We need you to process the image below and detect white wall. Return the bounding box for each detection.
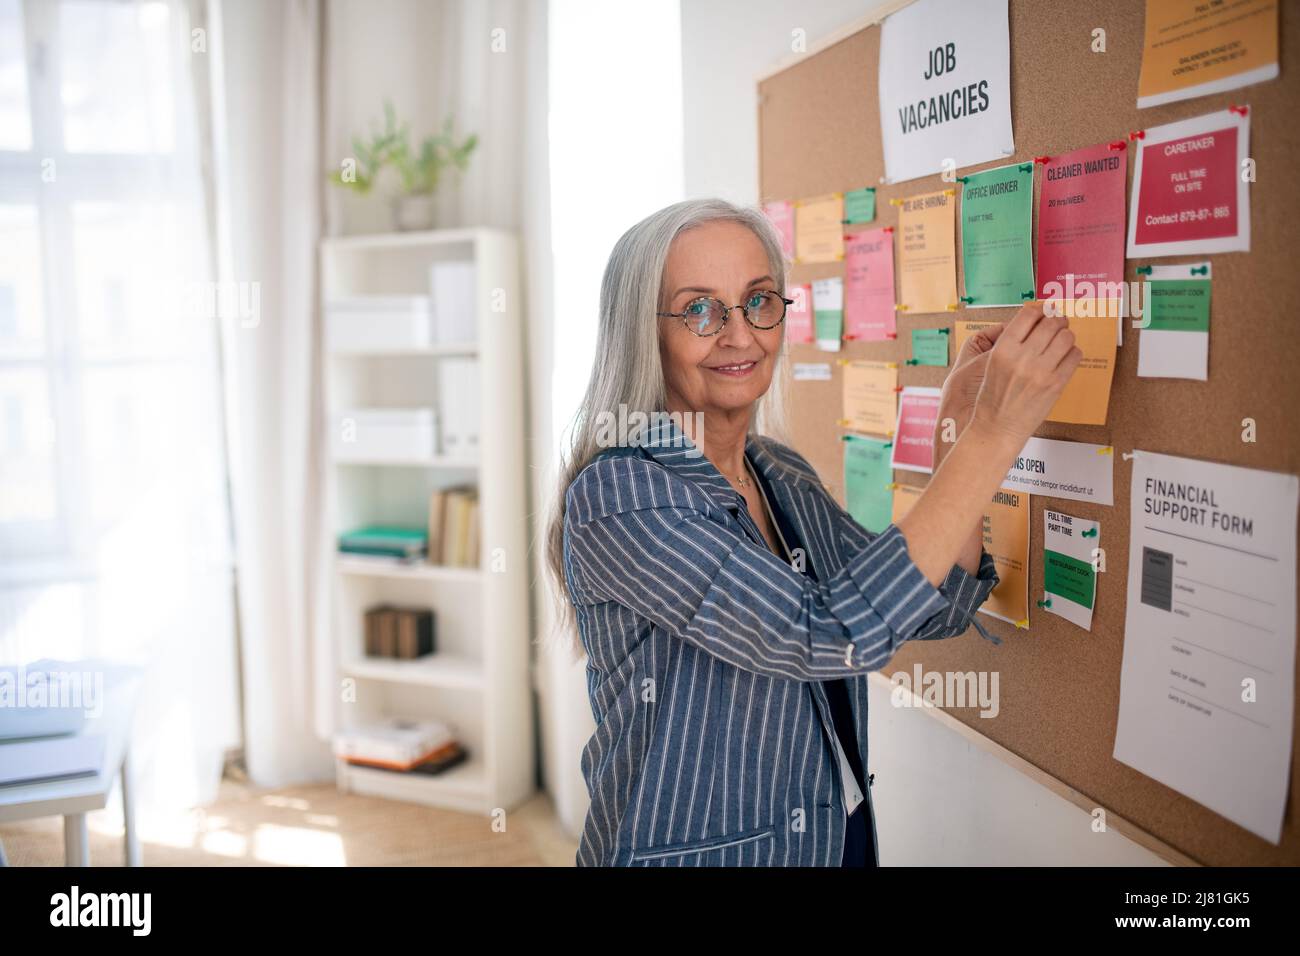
[679,0,1166,866]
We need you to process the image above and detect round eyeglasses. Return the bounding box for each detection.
[658,290,793,337]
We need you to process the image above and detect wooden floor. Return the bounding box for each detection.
[0,779,579,867]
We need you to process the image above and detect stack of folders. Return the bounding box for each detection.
[426,486,479,568]
[333,718,467,776]
[364,606,436,659]
[339,526,428,563]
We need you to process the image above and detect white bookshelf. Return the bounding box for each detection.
[320,228,534,815]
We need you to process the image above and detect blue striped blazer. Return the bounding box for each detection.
[562,417,1000,866]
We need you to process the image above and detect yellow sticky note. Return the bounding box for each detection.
[980,487,1029,628]
[891,482,924,524]
[1044,300,1119,426]
[897,190,957,314]
[953,319,1002,356]
[795,194,845,264]
[841,360,898,437]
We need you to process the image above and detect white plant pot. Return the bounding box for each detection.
[393,194,436,231]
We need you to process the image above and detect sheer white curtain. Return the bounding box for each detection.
[210,0,334,786]
[428,0,526,231]
[0,0,240,810]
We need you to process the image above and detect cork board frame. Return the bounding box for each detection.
[758,0,1300,865]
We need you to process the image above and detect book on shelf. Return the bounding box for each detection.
[364,605,436,659]
[338,526,427,560]
[333,717,464,774]
[426,486,480,568]
[403,743,467,776]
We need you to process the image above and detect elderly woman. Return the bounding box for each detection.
[548,198,1080,867]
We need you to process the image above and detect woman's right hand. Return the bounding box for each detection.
[969,302,1083,450]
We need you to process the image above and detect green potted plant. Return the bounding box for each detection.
[329,101,478,231]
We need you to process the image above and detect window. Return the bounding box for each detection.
[0,0,238,806]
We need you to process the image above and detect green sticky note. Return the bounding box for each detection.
[1044,549,1095,608]
[815,309,843,344]
[960,163,1035,307]
[1146,279,1210,332]
[843,187,876,224]
[844,435,893,533]
[911,328,949,366]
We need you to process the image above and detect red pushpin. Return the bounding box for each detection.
[1128,130,1146,140]
[1107,140,1127,151]
[1033,155,1051,164]
[1229,104,1249,116]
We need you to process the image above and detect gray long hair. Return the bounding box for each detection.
[544,198,791,645]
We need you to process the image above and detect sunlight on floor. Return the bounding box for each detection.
[252,823,347,867]
[0,780,578,866]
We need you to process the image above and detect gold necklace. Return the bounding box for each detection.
[735,457,752,489]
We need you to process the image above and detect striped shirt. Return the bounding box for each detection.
[561,416,1000,866]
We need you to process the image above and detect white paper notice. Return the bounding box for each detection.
[1042,510,1099,632]
[1137,262,1210,381]
[1001,437,1114,506]
[791,362,832,382]
[1114,451,1298,843]
[877,0,1014,185]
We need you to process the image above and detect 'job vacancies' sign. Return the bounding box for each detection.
[877,0,1014,184]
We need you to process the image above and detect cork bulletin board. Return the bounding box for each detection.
[758,0,1300,865]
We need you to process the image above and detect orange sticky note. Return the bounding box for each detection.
[897,190,957,314]
[891,482,923,523]
[1044,300,1119,426]
[842,360,898,436]
[1137,0,1278,109]
[980,487,1029,628]
[795,194,845,264]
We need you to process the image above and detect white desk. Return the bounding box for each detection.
[0,670,142,866]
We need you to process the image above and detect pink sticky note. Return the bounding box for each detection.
[890,386,941,474]
[784,282,813,344]
[1036,142,1127,298]
[763,200,796,260]
[844,228,897,341]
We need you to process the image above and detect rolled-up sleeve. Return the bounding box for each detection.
[562,456,985,681]
[909,544,1001,643]
[833,501,1001,645]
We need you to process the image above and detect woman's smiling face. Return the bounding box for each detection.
[658,219,783,418]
